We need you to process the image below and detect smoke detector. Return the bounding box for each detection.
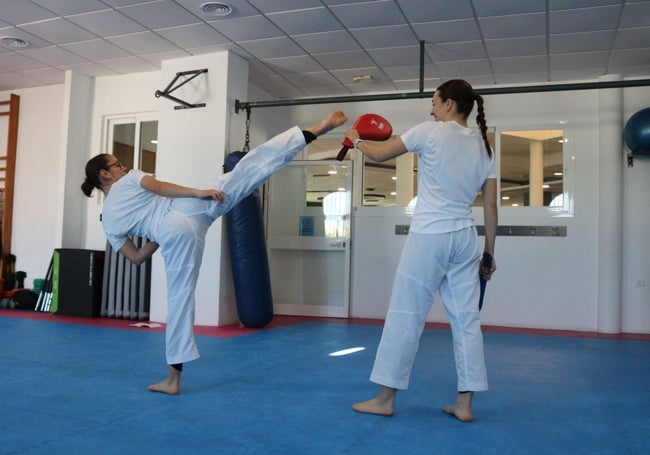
[200,2,233,16]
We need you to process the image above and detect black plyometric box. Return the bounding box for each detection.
[51,249,104,317]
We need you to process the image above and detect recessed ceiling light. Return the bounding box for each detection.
[1,36,29,48]
[352,75,373,83]
[200,2,233,16]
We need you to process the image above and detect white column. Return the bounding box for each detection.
[597,74,623,333]
[149,51,248,326]
[396,153,415,206]
[529,140,544,206]
[60,71,94,248]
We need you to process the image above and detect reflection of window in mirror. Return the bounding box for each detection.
[305,164,351,208]
[499,129,563,207]
[472,131,496,207]
[303,134,413,208]
[322,191,351,238]
[139,121,158,173]
[362,153,418,207]
[112,123,136,169]
[361,129,494,208]
[108,116,158,173]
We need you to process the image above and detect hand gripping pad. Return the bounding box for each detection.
[337,113,393,161]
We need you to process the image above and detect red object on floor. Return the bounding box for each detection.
[1,309,649,341]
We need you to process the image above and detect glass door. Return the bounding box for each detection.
[266,160,353,317]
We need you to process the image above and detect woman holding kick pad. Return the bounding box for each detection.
[347,80,497,421]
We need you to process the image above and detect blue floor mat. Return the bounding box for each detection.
[1,316,649,455]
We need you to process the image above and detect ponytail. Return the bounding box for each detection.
[81,178,96,197]
[81,154,111,197]
[474,93,492,159]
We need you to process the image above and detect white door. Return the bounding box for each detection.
[266,160,353,317]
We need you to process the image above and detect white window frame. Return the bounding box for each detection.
[103,112,158,171]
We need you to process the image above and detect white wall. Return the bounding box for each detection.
[3,67,647,334]
[149,51,249,326]
[273,88,648,334]
[622,87,650,333]
[84,71,162,250]
[60,71,94,249]
[0,84,65,289]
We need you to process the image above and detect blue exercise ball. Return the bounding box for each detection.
[624,107,650,154]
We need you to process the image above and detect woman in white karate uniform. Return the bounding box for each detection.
[346,80,498,421]
[81,110,347,395]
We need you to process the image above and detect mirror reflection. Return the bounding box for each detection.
[303,128,565,211]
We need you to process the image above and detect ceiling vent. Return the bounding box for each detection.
[200,2,233,16]
[1,36,29,48]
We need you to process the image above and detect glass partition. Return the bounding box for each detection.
[297,127,568,213]
[499,129,564,207]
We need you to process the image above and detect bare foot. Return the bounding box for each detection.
[442,392,474,422]
[442,403,473,422]
[352,397,394,416]
[307,110,348,136]
[352,386,396,416]
[147,365,180,395]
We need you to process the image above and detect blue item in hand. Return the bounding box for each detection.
[479,252,493,311]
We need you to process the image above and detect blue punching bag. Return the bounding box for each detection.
[224,151,273,328]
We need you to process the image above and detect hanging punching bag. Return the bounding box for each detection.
[224,151,274,328]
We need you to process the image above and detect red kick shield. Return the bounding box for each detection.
[337,113,393,161]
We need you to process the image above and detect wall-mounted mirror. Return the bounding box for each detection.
[500,129,564,207]
[292,127,566,212]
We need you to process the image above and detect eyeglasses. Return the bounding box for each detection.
[105,160,123,170]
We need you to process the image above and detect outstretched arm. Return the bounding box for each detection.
[140,175,224,202]
[344,128,408,163]
[305,110,348,137]
[119,239,160,265]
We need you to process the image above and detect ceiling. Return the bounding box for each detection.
[1,0,649,99]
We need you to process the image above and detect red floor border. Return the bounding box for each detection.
[1,309,649,341]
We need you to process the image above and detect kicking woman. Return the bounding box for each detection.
[81,110,348,394]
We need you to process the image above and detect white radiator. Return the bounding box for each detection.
[101,237,151,320]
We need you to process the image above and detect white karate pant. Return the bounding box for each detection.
[153,126,307,365]
[369,227,488,392]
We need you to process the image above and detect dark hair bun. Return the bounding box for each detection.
[81,178,94,197]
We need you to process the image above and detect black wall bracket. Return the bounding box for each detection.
[155,69,208,110]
